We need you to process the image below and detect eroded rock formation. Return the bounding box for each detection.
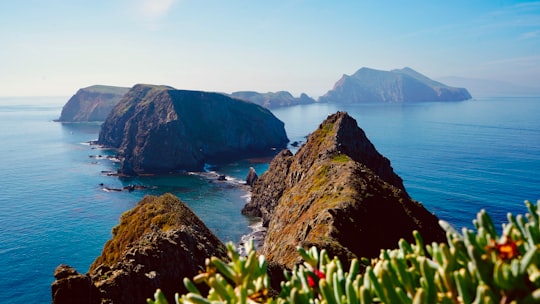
[243,111,446,269]
[98,84,289,175]
[57,85,129,122]
[52,193,226,304]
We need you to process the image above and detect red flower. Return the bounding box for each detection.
[307,275,316,288]
[314,269,325,279]
[307,269,325,288]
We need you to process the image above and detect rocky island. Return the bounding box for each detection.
[229,91,316,108]
[97,84,289,175]
[56,85,129,122]
[52,111,447,303]
[243,111,446,270]
[319,67,471,103]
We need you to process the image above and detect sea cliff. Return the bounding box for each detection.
[97,84,289,175]
[243,112,446,269]
[57,85,129,122]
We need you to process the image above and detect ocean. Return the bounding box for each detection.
[0,96,539,302]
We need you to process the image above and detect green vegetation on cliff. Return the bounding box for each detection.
[90,193,213,271]
[150,200,540,304]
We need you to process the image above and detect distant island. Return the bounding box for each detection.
[229,91,316,108]
[97,84,289,175]
[56,85,129,122]
[56,67,473,124]
[319,67,471,103]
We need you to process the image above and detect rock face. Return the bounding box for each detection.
[243,112,446,269]
[57,85,129,122]
[319,67,471,103]
[51,193,227,304]
[230,91,316,108]
[98,84,289,175]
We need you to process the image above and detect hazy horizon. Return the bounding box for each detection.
[1,1,539,97]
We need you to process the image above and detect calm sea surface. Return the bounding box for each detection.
[0,96,539,302]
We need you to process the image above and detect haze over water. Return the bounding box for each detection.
[1,96,539,302]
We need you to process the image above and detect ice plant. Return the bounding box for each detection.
[149,200,540,304]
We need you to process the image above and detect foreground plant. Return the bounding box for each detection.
[149,200,540,303]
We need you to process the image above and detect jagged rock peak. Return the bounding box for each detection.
[51,193,227,304]
[98,84,289,175]
[244,111,446,270]
[298,111,405,190]
[56,85,129,122]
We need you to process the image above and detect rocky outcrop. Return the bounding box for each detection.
[52,193,227,304]
[245,167,259,186]
[243,112,446,269]
[230,91,316,108]
[98,84,289,175]
[319,67,471,103]
[56,85,129,122]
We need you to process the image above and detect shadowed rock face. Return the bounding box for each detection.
[319,67,471,103]
[244,112,446,269]
[51,193,227,304]
[57,85,129,122]
[98,84,289,175]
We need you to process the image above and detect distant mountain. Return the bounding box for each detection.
[98,84,288,175]
[436,76,540,97]
[56,85,129,122]
[319,67,471,103]
[229,91,316,108]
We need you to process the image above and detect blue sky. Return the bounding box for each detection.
[1,0,539,97]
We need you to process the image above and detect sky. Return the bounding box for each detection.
[1,0,539,97]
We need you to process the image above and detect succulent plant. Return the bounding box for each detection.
[149,200,540,304]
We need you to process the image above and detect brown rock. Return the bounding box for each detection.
[247,112,446,270]
[52,193,227,304]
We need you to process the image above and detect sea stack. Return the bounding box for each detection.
[243,112,446,269]
[57,85,129,122]
[97,84,289,175]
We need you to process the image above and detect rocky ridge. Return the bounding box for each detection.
[230,91,316,108]
[97,84,289,175]
[51,193,227,304]
[243,111,446,269]
[57,85,129,122]
[319,67,471,103]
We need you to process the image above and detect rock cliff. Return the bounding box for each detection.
[319,67,471,103]
[98,84,289,175]
[230,91,316,108]
[51,193,227,304]
[57,85,129,122]
[243,112,446,269]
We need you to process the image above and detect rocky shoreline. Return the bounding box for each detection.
[52,111,446,303]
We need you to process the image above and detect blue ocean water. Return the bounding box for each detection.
[0,96,539,302]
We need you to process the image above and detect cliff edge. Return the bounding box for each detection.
[97,84,289,175]
[243,112,446,269]
[57,85,129,122]
[51,193,227,304]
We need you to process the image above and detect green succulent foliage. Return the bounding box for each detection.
[149,200,540,304]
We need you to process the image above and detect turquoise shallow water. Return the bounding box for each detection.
[0,96,539,302]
